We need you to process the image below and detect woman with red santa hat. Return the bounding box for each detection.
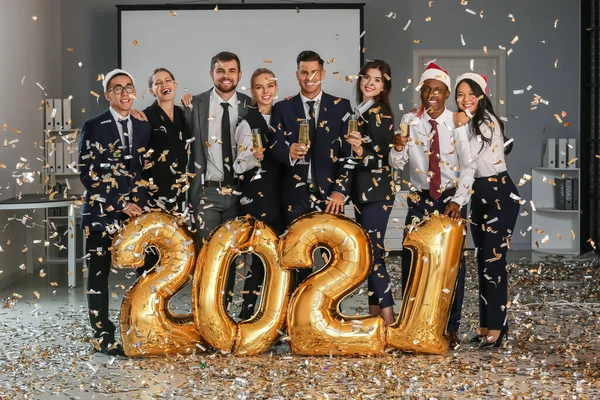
[453,73,520,348]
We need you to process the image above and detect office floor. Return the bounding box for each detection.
[0,251,599,399]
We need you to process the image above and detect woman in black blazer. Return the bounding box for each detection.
[142,68,190,213]
[346,60,396,324]
[232,68,282,319]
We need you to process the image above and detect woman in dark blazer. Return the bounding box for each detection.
[142,68,190,213]
[346,60,396,324]
[232,68,282,319]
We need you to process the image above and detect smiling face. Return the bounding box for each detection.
[210,59,241,95]
[456,81,479,115]
[149,70,177,102]
[104,74,135,116]
[296,60,325,98]
[251,73,278,111]
[420,79,449,118]
[360,68,384,101]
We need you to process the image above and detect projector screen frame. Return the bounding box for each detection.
[117,3,365,72]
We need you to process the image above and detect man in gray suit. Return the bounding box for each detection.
[183,51,251,306]
[183,51,251,241]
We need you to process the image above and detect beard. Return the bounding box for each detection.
[215,79,237,94]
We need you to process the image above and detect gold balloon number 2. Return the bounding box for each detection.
[113,212,465,357]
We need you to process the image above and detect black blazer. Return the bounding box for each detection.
[271,92,352,204]
[78,109,150,231]
[237,107,282,226]
[348,101,395,204]
[142,101,190,210]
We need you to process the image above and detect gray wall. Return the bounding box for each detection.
[0,0,62,287]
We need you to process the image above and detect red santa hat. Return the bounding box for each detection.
[455,72,488,94]
[419,62,451,93]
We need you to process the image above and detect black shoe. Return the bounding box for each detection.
[479,329,507,349]
[468,334,484,344]
[96,341,126,357]
[447,331,460,349]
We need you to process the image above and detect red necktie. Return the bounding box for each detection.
[428,120,441,200]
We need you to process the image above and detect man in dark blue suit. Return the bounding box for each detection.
[78,69,150,356]
[271,50,352,285]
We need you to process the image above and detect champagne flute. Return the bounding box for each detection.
[298,119,310,146]
[251,128,263,150]
[348,114,358,134]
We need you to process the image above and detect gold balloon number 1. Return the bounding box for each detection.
[113,212,465,357]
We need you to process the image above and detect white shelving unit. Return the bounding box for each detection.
[345,190,409,252]
[531,167,580,255]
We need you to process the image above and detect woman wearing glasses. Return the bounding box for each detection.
[345,60,396,325]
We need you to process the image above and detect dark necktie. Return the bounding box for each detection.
[221,102,235,186]
[118,119,130,154]
[306,100,318,190]
[428,120,441,200]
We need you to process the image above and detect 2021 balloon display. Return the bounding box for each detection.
[113,211,466,357]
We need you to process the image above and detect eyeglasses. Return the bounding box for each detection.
[108,84,135,94]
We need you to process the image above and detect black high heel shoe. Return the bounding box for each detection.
[478,329,508,349]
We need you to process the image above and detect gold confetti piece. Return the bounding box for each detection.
[33,291,40,299]
[66,47,74,52]
[214,5,219,11]
[413,39,422,44]
[556,233,563,239]
[264,59,272,64]
[425,16,432,22]
[90,91,100,99]
[327,58,335,64]
[570,230,575,240]
[132,39,138,46]
[567,157,578,165]
[554,59,559,68]
[554,19,559,28]
[385,11,396,19]
[511,35,519,44]
[37,257,44,263]
[0,164,6,169]
[508,13,515,22]
[50,282,58,287]
[553,114,563,124]
[31,15,38,21]
[170,10,177,16]
[460,33,466,46]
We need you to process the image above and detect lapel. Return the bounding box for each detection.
[198,89,211,161]
[102,110,121,146]
[317,92,331,135]
[131,118,148,157]
[292,94,305,129]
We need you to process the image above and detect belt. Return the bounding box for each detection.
[204,181,224,188]
[416,188,457,199]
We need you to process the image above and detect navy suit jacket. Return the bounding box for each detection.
[78,109,150,231]
[271,92,352,205]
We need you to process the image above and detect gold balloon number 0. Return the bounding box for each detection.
[113,212,465,357]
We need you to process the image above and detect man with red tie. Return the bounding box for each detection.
[389,63,474,348]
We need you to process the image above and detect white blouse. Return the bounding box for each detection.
[233,114,271,175]
[455,112,508,178]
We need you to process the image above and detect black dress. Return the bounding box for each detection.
[142,101,190,212]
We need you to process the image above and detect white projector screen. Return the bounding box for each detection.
[119,6,363,109]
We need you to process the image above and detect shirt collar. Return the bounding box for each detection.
[300,90,323,106]
[356,99,375,115]
[109,106,130,122]
[212,87,238,108]
[422,107,450,124]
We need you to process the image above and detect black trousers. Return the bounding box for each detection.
[355,199,395,309]
[239,218,285,320]
[470,171,520,331]
[86,231,117,343]
[402,191,467,332]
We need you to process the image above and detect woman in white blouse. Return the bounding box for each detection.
[454,73,520,349]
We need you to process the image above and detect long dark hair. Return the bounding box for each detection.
[455,78,512,155]
[356,60,394,124]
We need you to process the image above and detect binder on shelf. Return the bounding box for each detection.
[543,138,556,168]
[567,138,577,168]
[554,178,566,210]
[63,98,72,130]
[55,141,64,173]
[572,178,579,210]
[53,98,63,129]
[45,98,55,130]
[565,177,573,209]
[557,138,567,168]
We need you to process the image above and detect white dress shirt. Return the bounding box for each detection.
[456,112,507,178]
[233,114,271,174]
[109,106,132,154]
[292,91,323,182]
[388,108,474,206]
[207,88,239,181]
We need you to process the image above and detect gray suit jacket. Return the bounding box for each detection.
[184,88,251,208]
